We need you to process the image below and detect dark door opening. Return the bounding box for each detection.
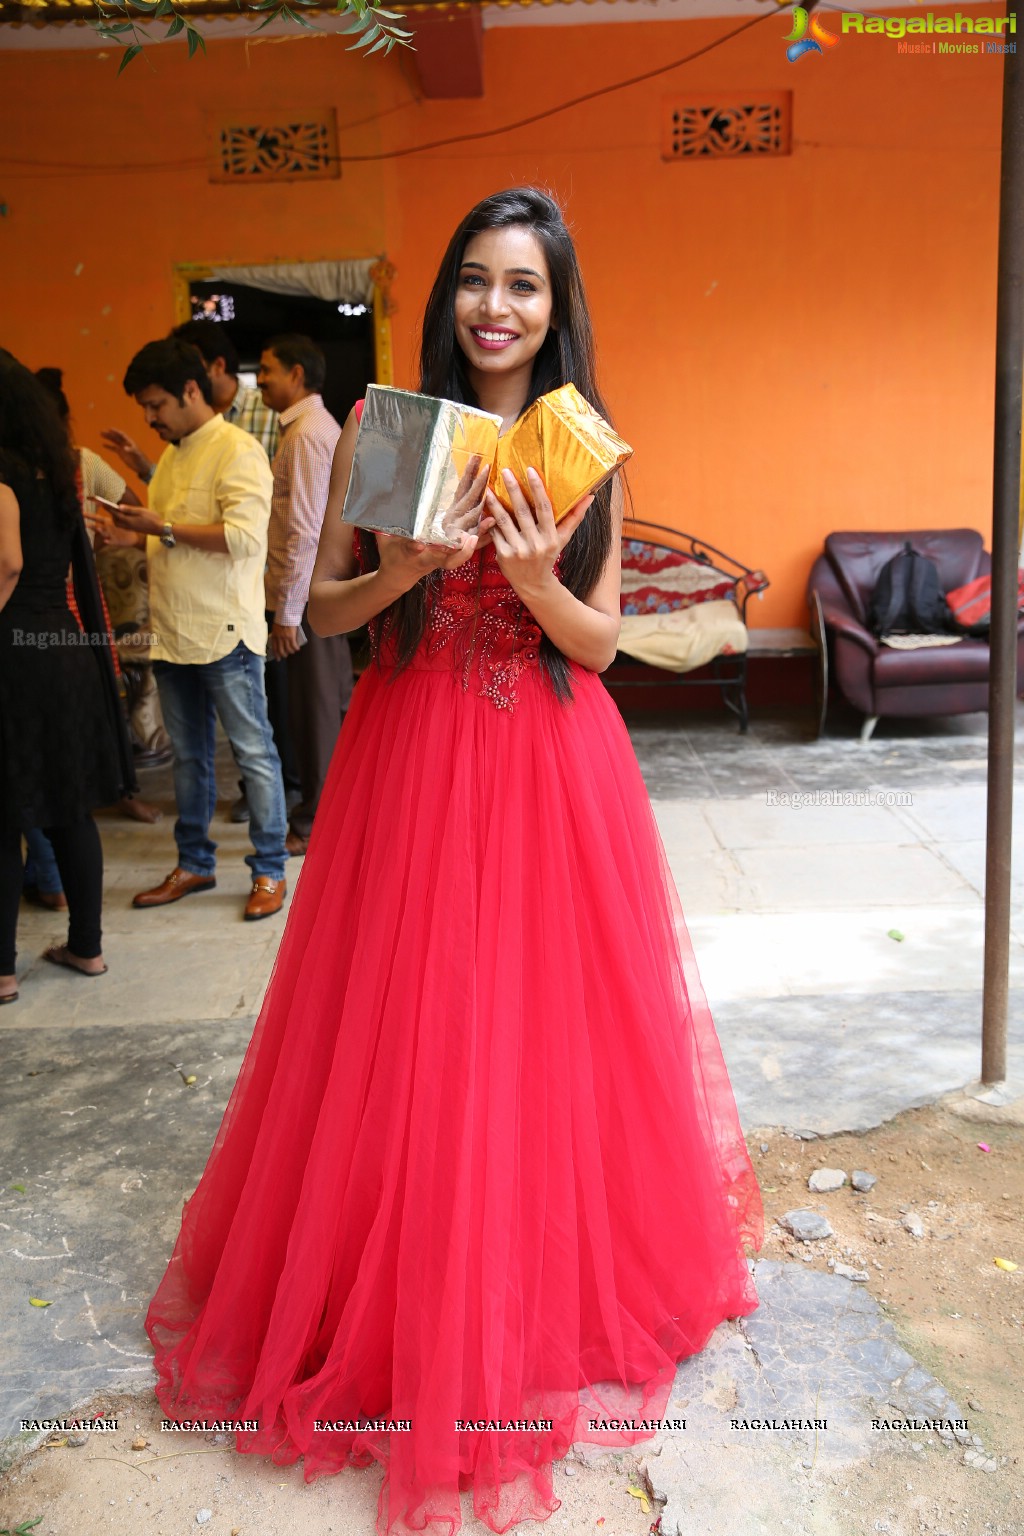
[188,278,376,427]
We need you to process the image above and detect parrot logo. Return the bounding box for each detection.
[785,5,840,61]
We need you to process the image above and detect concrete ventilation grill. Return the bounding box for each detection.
[661,95,792,161]
[210,113,339,183]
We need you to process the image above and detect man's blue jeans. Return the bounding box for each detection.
[153,643,287,882]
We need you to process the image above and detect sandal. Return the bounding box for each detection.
[43,945,108,978]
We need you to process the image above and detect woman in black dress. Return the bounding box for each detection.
[0,352,134,1003]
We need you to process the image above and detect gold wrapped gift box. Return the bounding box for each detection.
[490,384,633,523]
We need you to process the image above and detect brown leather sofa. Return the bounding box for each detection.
[807,530,1024,741]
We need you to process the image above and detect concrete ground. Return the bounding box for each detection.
[1,701,1021,1534]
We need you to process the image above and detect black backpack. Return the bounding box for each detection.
[867,542,953,636]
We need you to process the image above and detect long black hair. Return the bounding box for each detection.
[0,350,79,522]
[358,187,617,703]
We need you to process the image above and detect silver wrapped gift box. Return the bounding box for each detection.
[342,385,502,548]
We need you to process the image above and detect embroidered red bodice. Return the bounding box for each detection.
[360,540,563,714]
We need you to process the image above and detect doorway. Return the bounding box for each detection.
[187,278,375,425]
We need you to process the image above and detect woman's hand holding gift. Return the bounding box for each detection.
[376,455,494,591]
[485,467,593,600]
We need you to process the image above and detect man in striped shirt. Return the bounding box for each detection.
[258,335,353,858]
[173,322,280,464]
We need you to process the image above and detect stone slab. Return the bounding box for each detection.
[0,1021,250,1442]
[642,1260,979,1536]
[711,990,1024,1134]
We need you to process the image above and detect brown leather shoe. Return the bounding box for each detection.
[118,795,164,825]
[244,876,287,921]
[133,868,216,908]
[23,885,68,911]
[285,832,308,857]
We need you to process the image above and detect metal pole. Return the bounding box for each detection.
[982,40,1024,1087]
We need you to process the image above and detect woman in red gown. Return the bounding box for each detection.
[146,187,763,1535]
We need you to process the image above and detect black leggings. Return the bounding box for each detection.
[0,816,104,973]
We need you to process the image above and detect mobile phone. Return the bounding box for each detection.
[90,495,123,514]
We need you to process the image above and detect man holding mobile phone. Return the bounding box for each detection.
[112,338,289,921]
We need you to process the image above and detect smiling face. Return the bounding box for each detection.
[453,226,554,406]
[257,348,304,414]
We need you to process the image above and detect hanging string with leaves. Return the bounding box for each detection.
[90,0,414,74]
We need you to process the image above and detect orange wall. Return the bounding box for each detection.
[0,10,1005,626]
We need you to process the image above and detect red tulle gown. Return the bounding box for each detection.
[145,535,764,1535]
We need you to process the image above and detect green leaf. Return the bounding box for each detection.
[281,5,321,27]
[154,0,174,13]
[348,22,381,48]
[117,42,144,71]
[166,12,183,32]
[365,31,390,53]
[131,0,160,11]
[9,1183,25,1193]
[186,24,206,55]
[28,1297,53,1307]
[251,9,282,31]
[94,20,135,32]
[887,928,905,943]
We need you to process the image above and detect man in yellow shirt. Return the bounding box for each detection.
[111,339,288,920]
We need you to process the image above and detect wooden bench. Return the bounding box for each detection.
[603,520,770,732]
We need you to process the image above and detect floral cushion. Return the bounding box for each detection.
[620,539,735,615]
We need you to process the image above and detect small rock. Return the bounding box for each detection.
[834,1264,869,1283]
[760,1143,769,1154]
[196,1513,213,1527]
[67,1435,87,1448]
[781,1209,834,1242]
[963,1448,997,1473]
[902,1213,925,1238]
[968,1398,983,1412]
[808,1168,847,1193]
[562,1462,577,1477]
[131,1436,149,1451]
[852,1170,877,1192]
